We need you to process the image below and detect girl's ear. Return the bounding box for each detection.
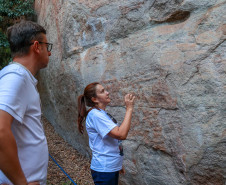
[91,97,98,104]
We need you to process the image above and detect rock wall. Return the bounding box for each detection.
[35,0,226,184]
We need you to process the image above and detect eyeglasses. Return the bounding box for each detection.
[39,42,53,52]
[30,41,53,52]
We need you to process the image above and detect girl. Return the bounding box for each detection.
[77,82,135,185]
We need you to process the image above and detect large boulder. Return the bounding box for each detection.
[35,0,226,184]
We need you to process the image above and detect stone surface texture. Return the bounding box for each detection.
[35,0,226,184]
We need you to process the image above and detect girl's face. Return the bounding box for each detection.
[94,84,111,107]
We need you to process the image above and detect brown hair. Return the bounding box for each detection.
[7,20,46,58]
[77,82,100,134]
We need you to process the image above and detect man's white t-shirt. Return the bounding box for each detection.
[0,63,48,185]
[86,109,123,172]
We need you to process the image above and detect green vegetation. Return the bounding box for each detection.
[0,0,35,69]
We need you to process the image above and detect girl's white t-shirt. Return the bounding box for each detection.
[86,108,123,172]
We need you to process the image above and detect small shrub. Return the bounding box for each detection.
[0,0,35,69]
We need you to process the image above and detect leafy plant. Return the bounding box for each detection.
[0,0,35,69]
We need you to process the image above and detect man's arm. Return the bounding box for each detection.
[0,110,28,185]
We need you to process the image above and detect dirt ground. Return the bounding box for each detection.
[43,117,94,185]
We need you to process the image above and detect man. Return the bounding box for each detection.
[0,21,52,185]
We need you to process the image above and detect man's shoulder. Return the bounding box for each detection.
[0,64,28,88]
[0,64,27,79]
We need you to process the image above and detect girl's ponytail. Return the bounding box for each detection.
[77,94,86,134]
[77,82,99,134]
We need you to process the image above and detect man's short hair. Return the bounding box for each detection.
[7,20,46,58]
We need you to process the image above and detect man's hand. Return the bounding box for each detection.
[28,182,40,185]
[0,182,40,185]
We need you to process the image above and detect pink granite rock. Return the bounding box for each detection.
[35,0,226,184]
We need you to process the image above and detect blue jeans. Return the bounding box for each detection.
[91,169,119,185]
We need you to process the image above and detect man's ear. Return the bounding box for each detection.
[31,41,40,54]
